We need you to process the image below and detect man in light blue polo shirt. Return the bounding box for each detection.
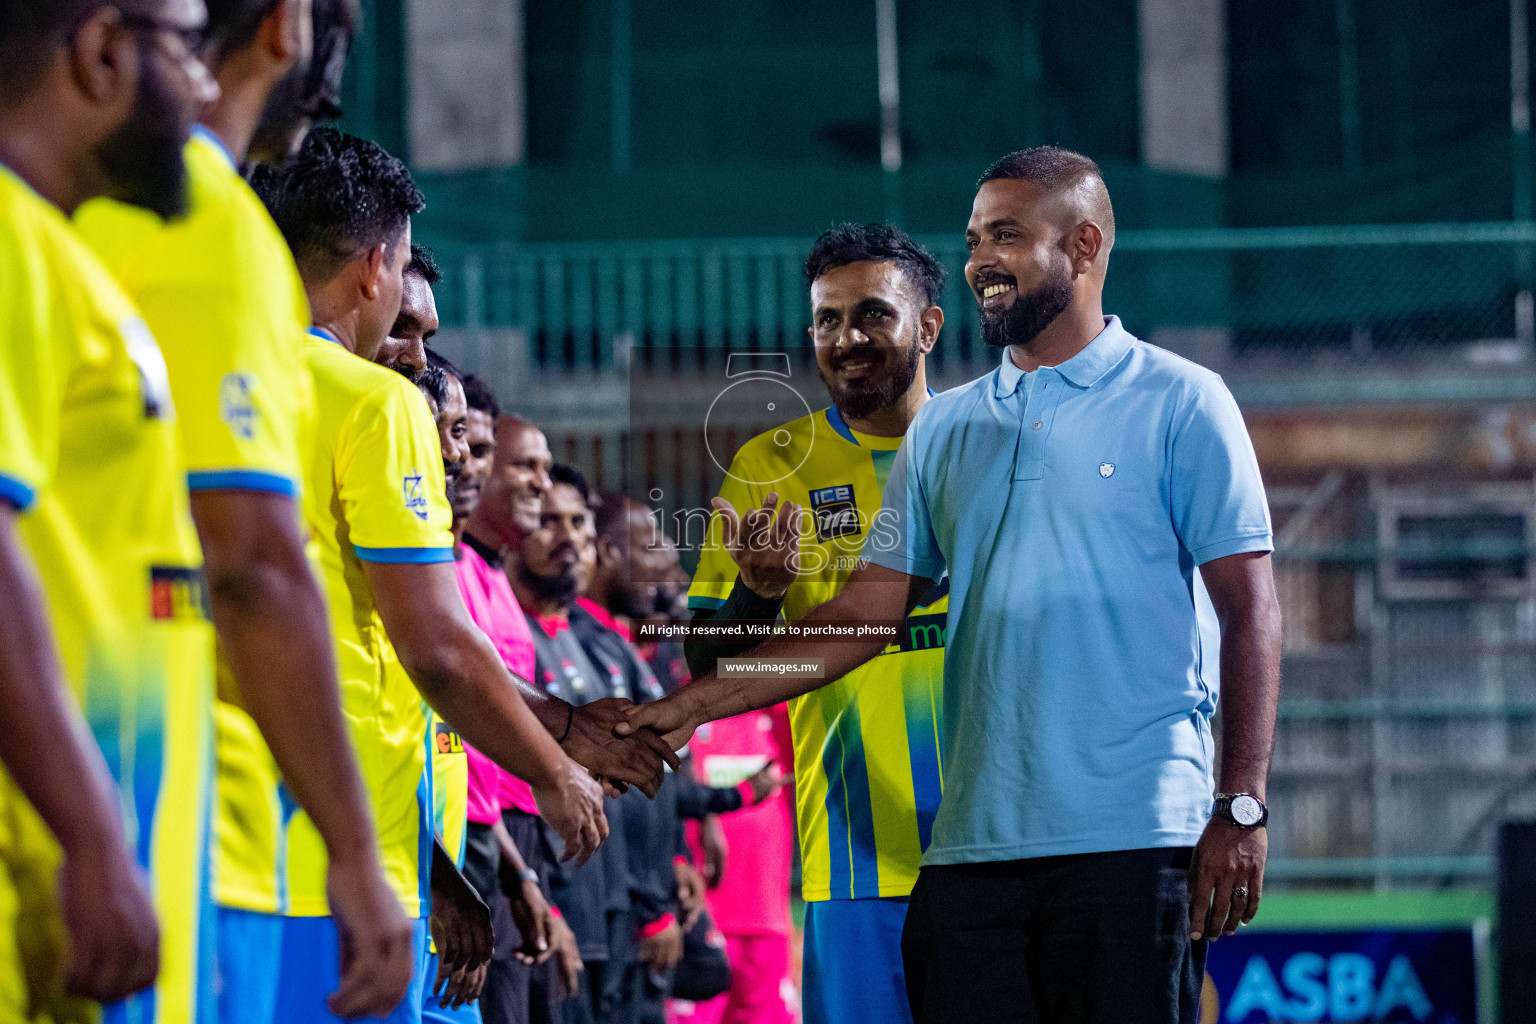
[620,146,1282,1024]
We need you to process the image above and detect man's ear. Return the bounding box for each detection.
[263,0,312,67]
[1067,221,1104,277]
[597,535,623,569]
[68,8,137,108]
[359,241,388,300]
[917,305,945,354]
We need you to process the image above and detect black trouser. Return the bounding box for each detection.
[901,848,1206,1024]
[482,813,564,1024]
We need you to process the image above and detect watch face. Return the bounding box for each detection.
[1230,795,1263,826]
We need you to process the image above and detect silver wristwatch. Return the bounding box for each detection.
[1213,793,1268,829]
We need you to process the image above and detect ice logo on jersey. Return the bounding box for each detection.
[809,483,859,542]
[121,318,173,419]
[219,373,258,439]
[403,468,429,520]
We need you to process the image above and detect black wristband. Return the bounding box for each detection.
[728,573,789,619]
[557,702,575,744]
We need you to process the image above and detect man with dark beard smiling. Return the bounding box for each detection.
[680,223,950,1024]
[0,1,220,1020]
[624,148,1282,1024]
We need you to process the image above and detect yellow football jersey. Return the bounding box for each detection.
[430,712,469,869]
[290,332,453,917]
[75,127,316,916]
[688,405,947,901]
[0,164,214,1023]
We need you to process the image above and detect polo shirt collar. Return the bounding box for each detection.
[307,325,342,346]
[993,316,1134,397]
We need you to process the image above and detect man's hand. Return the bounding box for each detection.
[325,853,417,1019]
[612,690,700,753]
[562,697,680,797]
[531,760,609,866]
[432,960,487,1011]
[58,842,159,1003]
[427,855,493,983]
[1188,820,1266,941]
[700,816,728,889]
[743,761,790,804]
[712,494,803,600]
[506,873,555,964]
[636,919,684,973]
[674,860,706,931]
[549,916,583,1000]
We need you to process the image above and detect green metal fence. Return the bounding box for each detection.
[430,222,1536,374]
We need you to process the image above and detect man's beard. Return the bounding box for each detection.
[980,260,1074,350]
[820,329,922,422]
[444,464,463,510]
[515,558,578,607]
[95,51,190,220]
[247,59,313,166]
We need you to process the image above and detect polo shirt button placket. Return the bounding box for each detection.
[1013,371,1060,481]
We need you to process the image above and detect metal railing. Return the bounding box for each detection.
[431,222,1536,383]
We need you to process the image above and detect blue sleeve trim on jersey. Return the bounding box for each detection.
[353,545,456,564]
[0,474,36,512]
[686,594,727,611]
[186,470,298,497]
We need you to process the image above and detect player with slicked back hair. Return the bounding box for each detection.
[261,128,678,1024]
[679,221,949,1024]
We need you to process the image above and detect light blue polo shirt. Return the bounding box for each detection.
[863,316,1272,865]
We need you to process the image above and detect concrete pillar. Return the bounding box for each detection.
[405,0,525,171]
[1138,0,1228,178]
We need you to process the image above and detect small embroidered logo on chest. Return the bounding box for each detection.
[1099,462,1115,478]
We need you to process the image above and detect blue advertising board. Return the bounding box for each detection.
[1203,928,1481,1023]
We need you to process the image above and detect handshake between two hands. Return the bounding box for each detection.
[529,693,704,870]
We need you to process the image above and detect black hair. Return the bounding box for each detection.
[593,492,633,545]
[425,347,462,382]
[408,243,441,286]
[978,146,1115,249]
[549,463,590,503]
[203,0,281,61]
[803,222,946,309]
[0,0,110,99]
[417,365,449,413]
[461,373,501,419]
[248,126,423,283]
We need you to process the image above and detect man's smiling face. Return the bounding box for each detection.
[810,260,929,421]
[964,178,1076,350]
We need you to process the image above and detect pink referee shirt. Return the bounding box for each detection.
[689,704,795,937]
[454,538,540,820]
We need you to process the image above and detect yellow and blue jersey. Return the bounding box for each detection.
[429,711,468,869]
[293,331,453,918]
[75,127,317,918]
[688,405,947,901]
[0,164,214,1024]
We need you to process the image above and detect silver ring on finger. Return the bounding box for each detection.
[1232,885,1249,900]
